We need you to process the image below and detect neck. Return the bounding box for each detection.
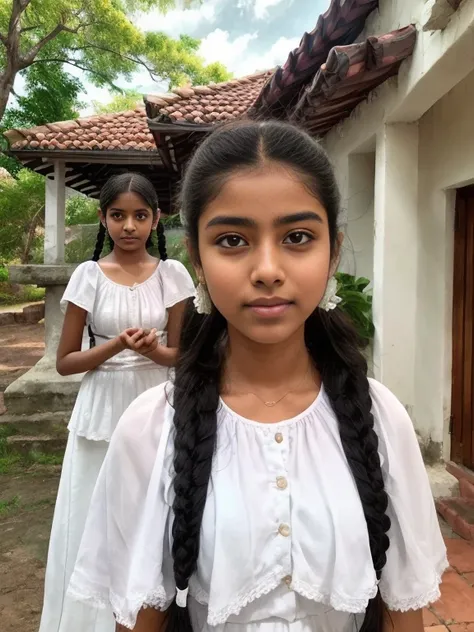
[109,246,153,265]
[225,325,311,390]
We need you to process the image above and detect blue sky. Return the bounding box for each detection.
[83,0,331,113]
[14,0,331,114]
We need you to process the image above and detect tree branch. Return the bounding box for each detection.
[19,23,67,68]
[20,25,40,34]
[29,57,123,92]
[68,42,161,82]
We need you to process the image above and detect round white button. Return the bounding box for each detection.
[278,524,291,537]
[275,432,283,444]
[276,477,288,490]
[283,575,292,586]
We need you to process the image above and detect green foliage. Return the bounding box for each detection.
[2,64,83,129]
[0,0,231,124]
[93,90,143,114]
[0,265,8,281]
[335,272,374,341]
[66,195,99,225]
[0,169,45,263]
[0,285,45,306]
[161,213,182,229]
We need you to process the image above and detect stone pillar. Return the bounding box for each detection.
[3,161,84,419]
[372,124,419,416]
[44,162,66,264]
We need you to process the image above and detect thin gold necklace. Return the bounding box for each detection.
[229,364,312,408]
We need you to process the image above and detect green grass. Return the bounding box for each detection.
[0,454,22,474]
[0,429,63,473]
[0,284,45,306]
[0,495,20,516]
[27,452,63,466]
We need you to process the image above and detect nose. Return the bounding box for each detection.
[123,216,136,233]
[250,241,285,289]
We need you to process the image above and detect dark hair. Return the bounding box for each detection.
[91,172,167,262]
[168,120,390,632]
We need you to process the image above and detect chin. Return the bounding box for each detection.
[238,323,303,346]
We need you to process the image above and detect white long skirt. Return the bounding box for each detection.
[38,431,115,632]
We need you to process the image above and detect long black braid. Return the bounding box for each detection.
[166,120,390,632]
[88,173,168,347]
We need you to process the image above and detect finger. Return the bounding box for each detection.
[130,329,144,342]
[144,331,156,346]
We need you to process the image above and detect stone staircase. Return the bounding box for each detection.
[0,411,68,457]
[437,462,474,540]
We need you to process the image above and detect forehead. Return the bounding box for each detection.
[200,164,328,225]
[107,191,150,210]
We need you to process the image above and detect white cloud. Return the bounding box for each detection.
[198,29,258,75]
[237,0,292,20]
[199,30,299,77]
[135,0,219,37]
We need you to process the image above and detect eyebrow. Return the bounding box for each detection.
[206,211,324,229]
[109,207,150,213]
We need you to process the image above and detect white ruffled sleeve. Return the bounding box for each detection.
[160,258,195,308]
[68,383,176,629]
[60,260,98,316]
[369,379,448,611]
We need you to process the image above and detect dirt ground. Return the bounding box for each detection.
[0,322,45,412]
[0,320,52,631]
[0,467,60,632]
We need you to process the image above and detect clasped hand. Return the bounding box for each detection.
[118,328,159,357]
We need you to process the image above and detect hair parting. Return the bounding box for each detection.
[167,120,390,632]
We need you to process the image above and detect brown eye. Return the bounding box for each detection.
[283,231,313,245]
[217,234,247,248]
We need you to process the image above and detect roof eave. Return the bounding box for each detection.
[7,148,160,163]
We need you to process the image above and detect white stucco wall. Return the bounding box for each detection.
[416,68,474,458]
[339,153,375,282]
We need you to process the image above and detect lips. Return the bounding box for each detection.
[245,297,293,318]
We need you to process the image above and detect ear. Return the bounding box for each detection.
[98,209,106,228]
[152,209,160,230]
[329,231,344,277]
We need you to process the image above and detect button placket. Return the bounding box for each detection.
[269,426,292,581]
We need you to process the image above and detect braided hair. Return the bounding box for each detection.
[91,172,168,262]
[166,120,390,632]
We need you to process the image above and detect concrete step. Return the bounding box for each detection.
[0,411,69,437]
[437,497,474,540]
[5,434,65,457]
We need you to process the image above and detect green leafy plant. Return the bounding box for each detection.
[335,272,374,341]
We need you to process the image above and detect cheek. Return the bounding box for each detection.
[296,248,332,304]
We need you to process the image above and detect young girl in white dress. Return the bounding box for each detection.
[38,173,195,632]
[68,122,447,632]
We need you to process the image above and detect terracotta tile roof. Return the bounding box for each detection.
[5,107,156,153]
[251,0,378,117]
[290,25,417,136]
[146,71,271,126]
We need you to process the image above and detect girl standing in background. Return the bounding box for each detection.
[39,173,195,632]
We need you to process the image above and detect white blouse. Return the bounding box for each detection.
[60,259,195,441]
[68,379,448,631]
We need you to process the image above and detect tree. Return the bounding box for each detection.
[93,89,143,114]
[4,63,83,127]
[0,62,84,175]
[0,0,230,123]
[0,168,44,264]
